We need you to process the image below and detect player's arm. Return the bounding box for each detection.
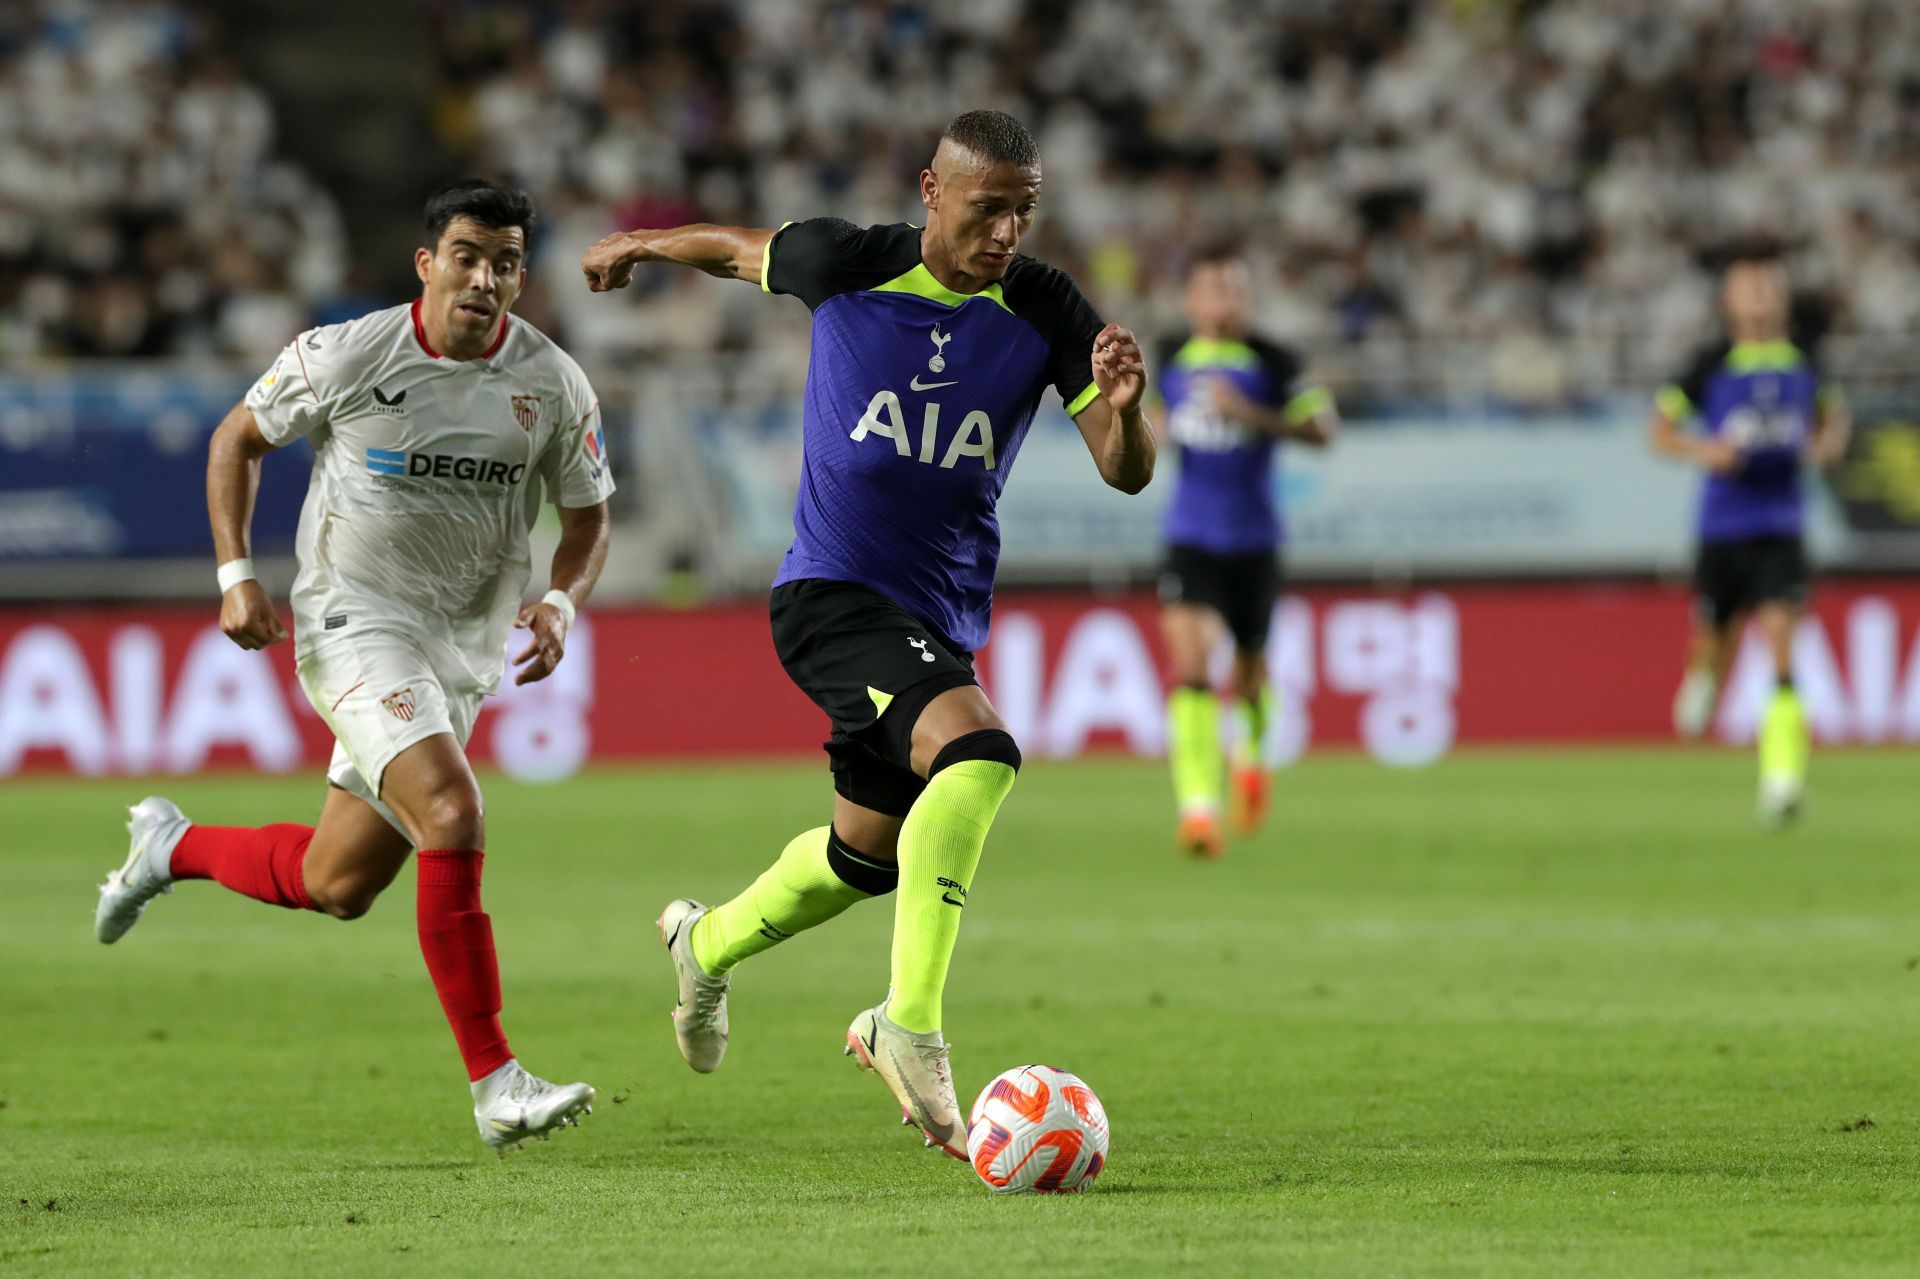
[580,224,775,291]
[1648,389,1739,474]
[512,500,610,686]
[1208,380,1339,447]
[1072,323,1156,494]
[1649,353,1740,474]
[1808,385,1852,468]
[206,401,289,650]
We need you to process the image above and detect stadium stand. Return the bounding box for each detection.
[425,0,1920,374]
[0,0,346,363]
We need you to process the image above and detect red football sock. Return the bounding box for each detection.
[169,824,316,911]
[416,849,513,1081]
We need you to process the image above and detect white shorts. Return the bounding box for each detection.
[296,630,485,836]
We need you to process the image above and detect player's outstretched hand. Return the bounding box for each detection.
[218,580,288,651]
[1204,375,1261,424]
[512,601,569,685]
[1699,438,1744,475]
[581,233,639,293]
[1808,433,1849,469]
[1091,323,1146,416]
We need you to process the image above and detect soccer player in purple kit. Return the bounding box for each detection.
[1156,246,1337,857]
[580,110,1155,1158]
[1650,250,1850,825]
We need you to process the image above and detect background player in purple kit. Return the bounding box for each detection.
[1156,246,1338,858]
[1650,250,1850,824]
[579,110,1155,1158]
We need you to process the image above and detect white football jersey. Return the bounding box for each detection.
[246,300,615,694]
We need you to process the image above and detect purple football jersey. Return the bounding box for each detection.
[1158,334,1312,553]
[1661,341,1826,543]
[764,219,1104,650]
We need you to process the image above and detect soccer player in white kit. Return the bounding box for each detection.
[93,180,614,1154]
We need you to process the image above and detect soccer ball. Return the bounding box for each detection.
[965,1065,1109,1194]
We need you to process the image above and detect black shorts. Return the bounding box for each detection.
[1693,534,1809,627]
[770,579,979,817]
[1158,544,1282,651]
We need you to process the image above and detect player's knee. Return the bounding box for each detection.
[1174,659,1211,686]
[309,873,383,921]
[413,783,485,850]
[928,727,1022,779]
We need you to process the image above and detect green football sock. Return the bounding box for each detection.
[1758,683,1809,783]
[1232,685,1276,770]
[691,826,892,975]
[885,759,1016,1034]
[1167,685,1223,815]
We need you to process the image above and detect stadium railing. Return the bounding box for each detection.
[4,338,1917,604]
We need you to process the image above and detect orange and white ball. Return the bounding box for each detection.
[966,1064,1109,1193]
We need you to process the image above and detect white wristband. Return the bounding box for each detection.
[216,558,257,593]
[541,589,577,629]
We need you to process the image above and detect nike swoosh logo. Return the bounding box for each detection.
[863,1024,879,1057]
[489,1116,528,1133]
[909,376,958,391]
[941,893,965,908]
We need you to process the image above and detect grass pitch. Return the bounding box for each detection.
[4,750,1917,1276]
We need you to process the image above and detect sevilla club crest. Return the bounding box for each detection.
[511,394,541,432]
[380,687,417,722]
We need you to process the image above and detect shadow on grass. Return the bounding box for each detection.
[353,1160,479,1172]
[1087,1178,1274,1197]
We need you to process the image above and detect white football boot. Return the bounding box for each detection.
[95,796,191,943]
[1672,669,1718,740]
[471,1060,595,1155]
[656,899,730,1072]
[1758,773,1805,829]
[844,1000,966,1160]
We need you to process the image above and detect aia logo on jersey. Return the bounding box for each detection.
[1168,391,1247,453]
[380,687,417,722]
[850,391,996,470]
[511,394,541,432]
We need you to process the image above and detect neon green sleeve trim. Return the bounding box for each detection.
[1655,385,1693,420]
[1283,386,1333,426]
[759,221,794,294]
[1066,381,1101,417]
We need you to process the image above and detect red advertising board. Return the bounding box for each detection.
[3,579,1918,779]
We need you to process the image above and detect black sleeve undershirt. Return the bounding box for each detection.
[764,218,921,310]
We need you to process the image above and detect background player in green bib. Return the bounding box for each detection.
[1156,246,1337,857]
[580,110,1155,1157]
[1649,251,1849,824]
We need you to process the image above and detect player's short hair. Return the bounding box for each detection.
[940,110,1040,169]
[1713,240,1786,278]
[1188,240,1248,274]
[423,179,538,250]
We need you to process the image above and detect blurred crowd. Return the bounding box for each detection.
[0,1,344,364]
[10,0,1920,383]
[431,0,1920,392]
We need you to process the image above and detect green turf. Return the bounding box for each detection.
[4,750,1917,1276]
